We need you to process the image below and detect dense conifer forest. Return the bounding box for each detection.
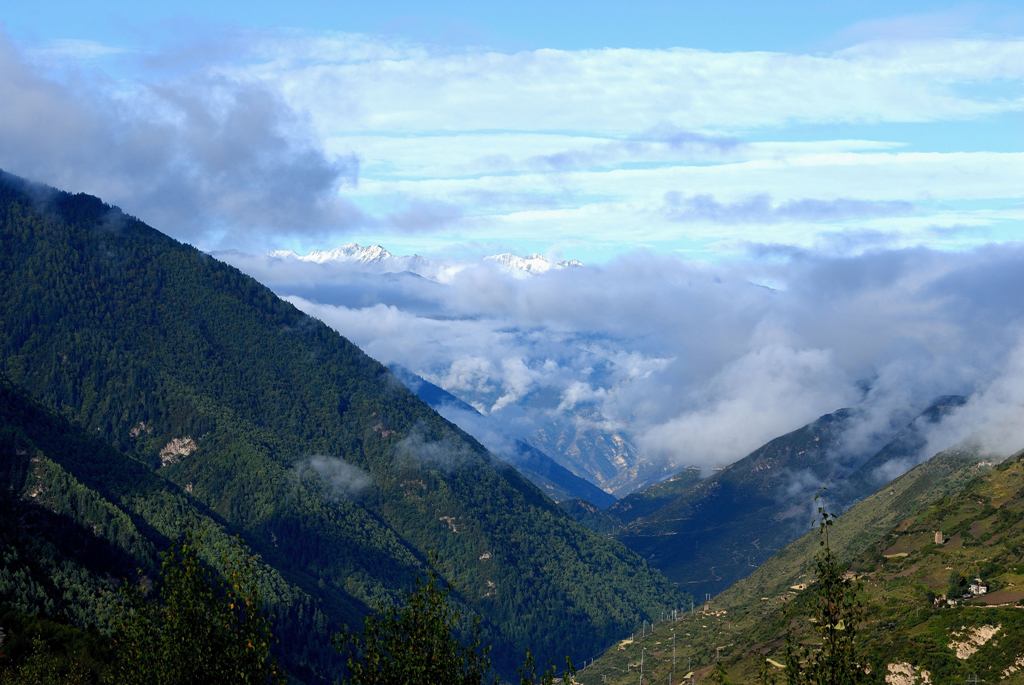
[0,171,683,681]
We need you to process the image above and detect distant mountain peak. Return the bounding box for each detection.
[484,253,583,275]
[265,244,583,279]
[271,243,398,264]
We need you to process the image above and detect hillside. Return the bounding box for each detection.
[608,467,704,525]
[577,445,1024,684]
[612,399,964,598]
[0,170,682,678]
[0,380,337,681]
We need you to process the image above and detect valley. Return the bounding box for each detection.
[2,8,1023,680]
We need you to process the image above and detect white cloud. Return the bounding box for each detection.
[296,455,372,498]
[234,242,1024,478]
[638,339,856,468]
[247,35,1024,135]
[7,29,1022,255]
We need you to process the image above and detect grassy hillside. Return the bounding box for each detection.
[614,409,858,597]
[577,446,999,684]
[0,170,682,678]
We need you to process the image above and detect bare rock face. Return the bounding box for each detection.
[159,437,198,467]
[948,624,1000,660]
[129,421,152,439]
[886,662,932,685]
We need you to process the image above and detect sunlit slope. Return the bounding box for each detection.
[579,447,995,684]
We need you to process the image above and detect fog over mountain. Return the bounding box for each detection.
[223,241,1024,492]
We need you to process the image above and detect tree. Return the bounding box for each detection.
[710,660,736,684]
[945,572,966,599]
[517,649,575,685]
[108,539,282,685]
[782,500,879,685]
[340,574,493,685]
[0,637,93,685]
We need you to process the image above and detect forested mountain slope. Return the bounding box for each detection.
[0,170,681,678]
[612,398,965,598]
[0,380,336,681]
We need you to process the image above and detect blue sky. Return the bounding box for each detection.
[8,1,1023,51]
[2,1,1023,262]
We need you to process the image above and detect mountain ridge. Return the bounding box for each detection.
[611,397,969,597]
[0,169,680,679]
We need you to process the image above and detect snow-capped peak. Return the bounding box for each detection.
[485,253,583,275]
[266,245,582,281]
[271,243,395,265]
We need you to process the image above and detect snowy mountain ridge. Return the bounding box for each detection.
[269,244,583,277]
[485,253,584,275]
[270,243,397,265]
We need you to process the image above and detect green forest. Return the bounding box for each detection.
[0,170,684,681]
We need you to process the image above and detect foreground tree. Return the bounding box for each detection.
[517,649,575,685]
[108,540,282,685]
[340,574,493,685]
[781,501,879,685]
[0,636,94,685]
[341,573,577,685]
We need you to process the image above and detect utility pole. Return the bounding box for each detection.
[639,646,645,685]
[672,629,676,675]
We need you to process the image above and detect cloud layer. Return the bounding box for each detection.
[226,242,1024,484]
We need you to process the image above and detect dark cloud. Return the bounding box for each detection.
[746,229,899,259]
[663,192,914,223]
[0,33,359,246]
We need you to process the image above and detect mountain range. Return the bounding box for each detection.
[388,364,615,508]
[269,242,583,278]
[0,170,680,680]
[223,243,666,498]
[4,169,1022,684]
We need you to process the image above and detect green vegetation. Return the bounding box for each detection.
[340,573,490,685]
[576,447,991,684]
[580,449,1024,683]
[0,541,280,685]
[612,410,861,597]
[0,378,333,680]
[781,503,878,685]
[340,568,578,685]
[611,398,965,600]
[108,541,282,685]
[0,170,682,679]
